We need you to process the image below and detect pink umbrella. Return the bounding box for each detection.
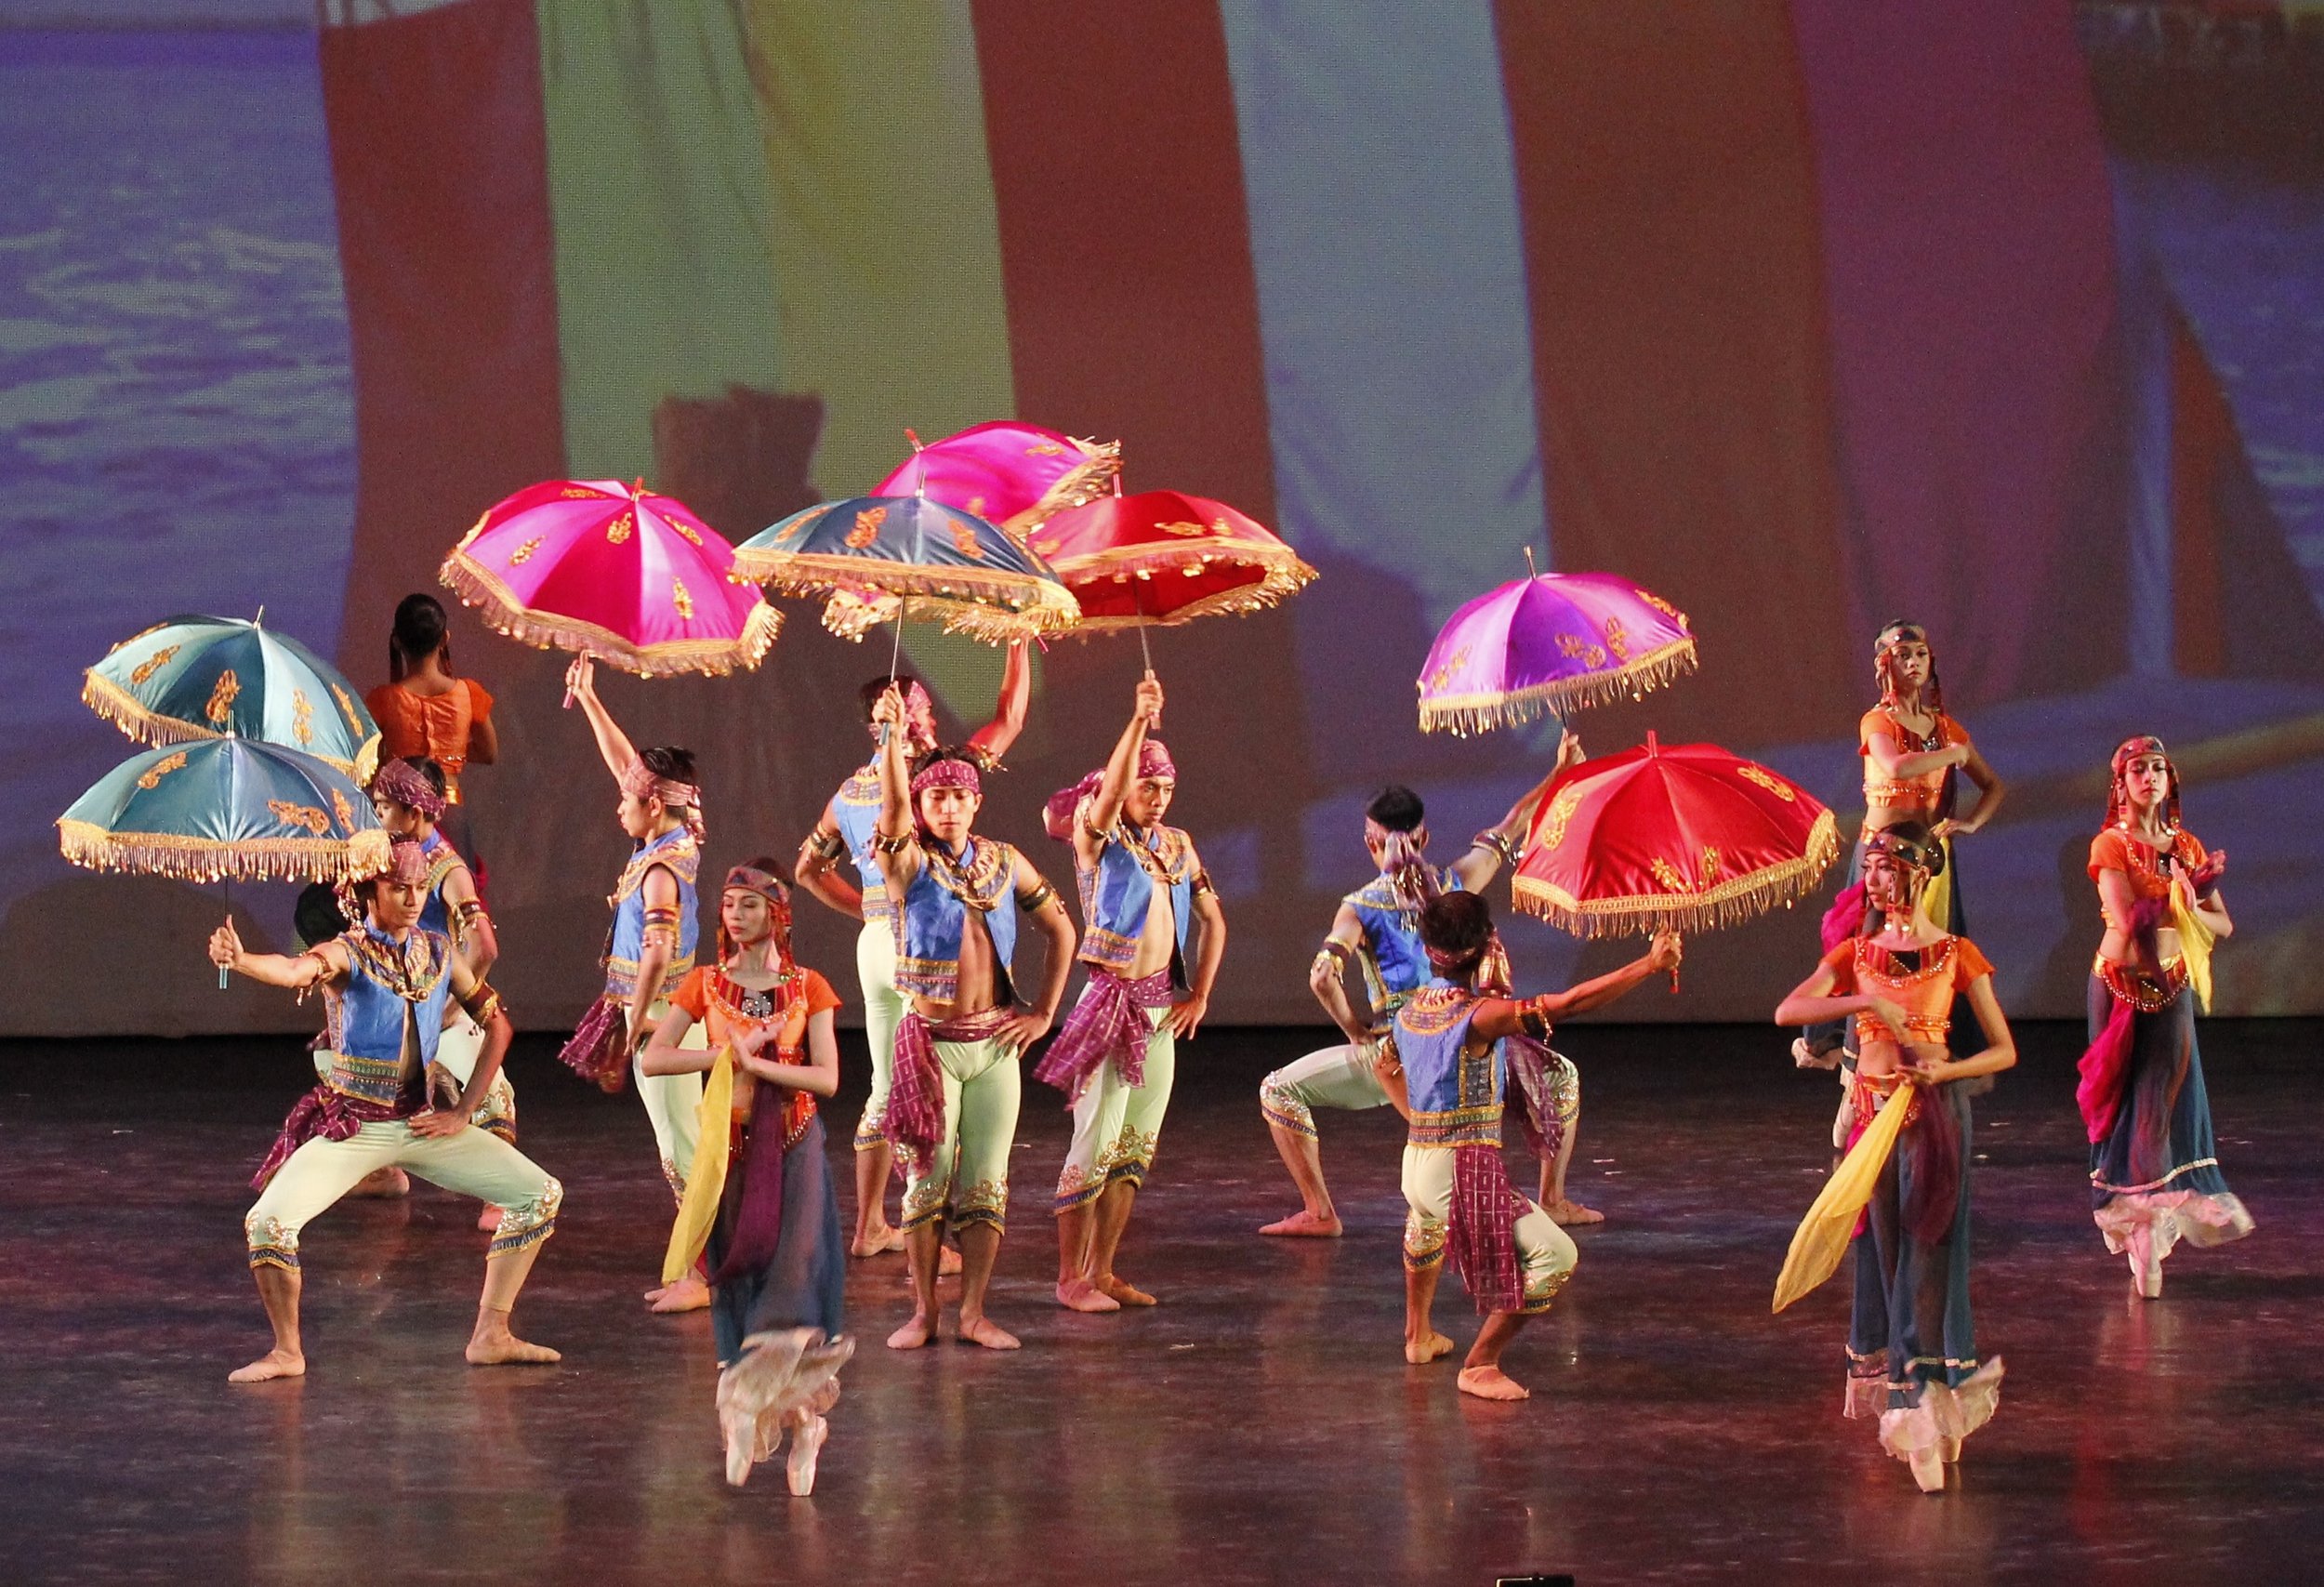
[1417,568,1697,735]
[440,478,781,678]
[871,421,1121,536]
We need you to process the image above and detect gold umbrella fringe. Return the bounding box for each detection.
[1054,574,1314,637]
[1010,441,1123,534]
[1419,637,1698,735]
[1510,809,1840,938]
[731,549,1081,628]
[441,553,783,676]
[819,591,1069,647]
[81,672,363,774]
[58,821,392,883]
[1039,537,1314,588]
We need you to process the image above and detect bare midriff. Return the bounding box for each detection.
[913,911,1007,1024]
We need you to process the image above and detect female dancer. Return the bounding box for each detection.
[562,655,712,1312]
[366,594,497,860]
[2079,736,2249,1297]
[1774,824,2015,1493]
[643,861,852,1493]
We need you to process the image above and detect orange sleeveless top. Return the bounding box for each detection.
[365,679,493,802]
[1858,706,1968,814]
[1818,933,1994,1048]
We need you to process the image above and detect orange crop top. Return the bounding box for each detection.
[1818,934,1994,1048]
[1859,707,1968,812]
[669,966,842,1136]
[2088,827,2207,902]
[365,679,494,801]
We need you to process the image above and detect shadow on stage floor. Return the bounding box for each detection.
[2,1019,2317,1585]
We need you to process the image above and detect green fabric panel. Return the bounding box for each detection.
[537,0,786,480]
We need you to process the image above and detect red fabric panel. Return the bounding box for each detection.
[319,0,566,674]
[1493,0,1856,747]
[971,0,1315,953]
[1790,1,2123,710]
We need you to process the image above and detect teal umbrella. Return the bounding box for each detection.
[82,614,381,778]
[57,737,390,987]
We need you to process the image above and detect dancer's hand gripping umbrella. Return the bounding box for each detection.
[440,478,783,694]
[1417,562,1697,735]
[1511,734,1840,992]
[56,735,390,987]
[82,612,381,780]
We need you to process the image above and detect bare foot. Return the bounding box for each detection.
[348,1167,409,1199]
[1548,1200,1605,1227]
[1259,1210,1342,1237]
[887,1312,934,1351]
[850,1225,907,1258]
[938,1244,963,1277]
[1405,1331,1455,1365]
[957,1316,1022,1351]
[228,1349,305,1383]
[1457,1365,1529,1401]
[466,1331,561,1366]
[1097,1275,1155,1307]
[477,1205,502,1234]
[1056,1279,1121,1314]
[649,1276,711,1314]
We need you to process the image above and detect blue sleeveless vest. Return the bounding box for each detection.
[1076,821,1194,982]
[416,828,463,940]
[830,761,894,925]
[1346,865,1465,1031]
[324,925,455,1106]
[895,835,1019,1003]
[605,827,700,1003]
[1391,980,1504,1147]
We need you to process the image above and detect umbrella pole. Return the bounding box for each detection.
[218,878,231,991]
[1133,580,1158,725]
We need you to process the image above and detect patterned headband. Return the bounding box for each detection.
[620,758,706,839]
[722,864,788,905]
[911,757,981,797]
[1138,739,1176,780]
[369,758,445,821]
[1862,828,1934,873]
[1873,622,1928,655]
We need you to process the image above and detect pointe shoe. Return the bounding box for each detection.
[1908,1446,1947,1493]
[786,1413,828,1496]
[722,1409,757,1488]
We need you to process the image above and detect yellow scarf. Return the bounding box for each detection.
[1773,1080,1917,1314]
[2171,890,2215,1012]
[663,1044,736,1285]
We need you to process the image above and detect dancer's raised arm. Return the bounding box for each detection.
[564,655,637,780]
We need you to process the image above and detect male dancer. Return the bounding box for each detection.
[1377,891,1678,1399]
[1259,745,1574,1237]
[795,646,1028,1258]
[564,655,713,1312]
[1037,676,1226,1312]
[367,756,509,1223]
[209,838,561,1382]
[868,684,1075,1351]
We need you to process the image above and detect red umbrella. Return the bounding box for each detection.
[1512,734,1838,938]
[1027,489,1315,636]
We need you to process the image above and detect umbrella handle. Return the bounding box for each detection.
[218,879,231,991]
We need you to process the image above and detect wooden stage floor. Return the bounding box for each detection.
[2,1019,2317,1585]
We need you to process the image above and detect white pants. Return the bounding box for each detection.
[246,1120,561,1268]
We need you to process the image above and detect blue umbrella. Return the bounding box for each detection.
[57,736,390,987]
[731,496,1079,644]
[82,614,380,777]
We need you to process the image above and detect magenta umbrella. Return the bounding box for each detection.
[1417,569,1697,735]
[870,421,1121,536]
[440,478,781,677]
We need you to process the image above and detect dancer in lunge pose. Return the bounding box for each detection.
[561,655,712,1312]
[1774,824,2014,1492]
[794,648,1027,1260]
[211,838,559,1382]
[643,861,852,1493]
[869,684,1076,1351]
[1259,746,1573,1237]
[2079,736,2249,1298]
[1376,892,1677,1400]
[1797,621,2004,1078]
[1037,676,1225,1312]
[366,756,509,1225]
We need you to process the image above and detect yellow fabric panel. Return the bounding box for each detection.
[1772,1079,1916,1314]
[538,0,788,479]
[664,1042,735,1285]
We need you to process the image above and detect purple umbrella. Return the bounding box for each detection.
[1417,569,1697,735]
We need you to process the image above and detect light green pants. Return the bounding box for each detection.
[1400,1144,1575,1315]
[1054,1002,1175,1212]
[900,1038,1021,1237]
[634,1000,707,1203]
[852,918,910,1152]
[1259,1041,1390,1140]
[246,1120,561,1269]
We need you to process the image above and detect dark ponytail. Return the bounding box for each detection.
[389,593,451,682]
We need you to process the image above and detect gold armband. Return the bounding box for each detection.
[1471,828,1520,867]
[452,897,490,942]
[1018,880,1058,915]
[1317,940,1353,965]
[873,831,914,856]
[801,829,847,862]
[458,982,506,1025]
[1190,868,1216,897]
[1516,994,1552,1042]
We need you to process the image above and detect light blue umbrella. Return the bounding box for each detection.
[58,736,390,986]
[82,614,380,777]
